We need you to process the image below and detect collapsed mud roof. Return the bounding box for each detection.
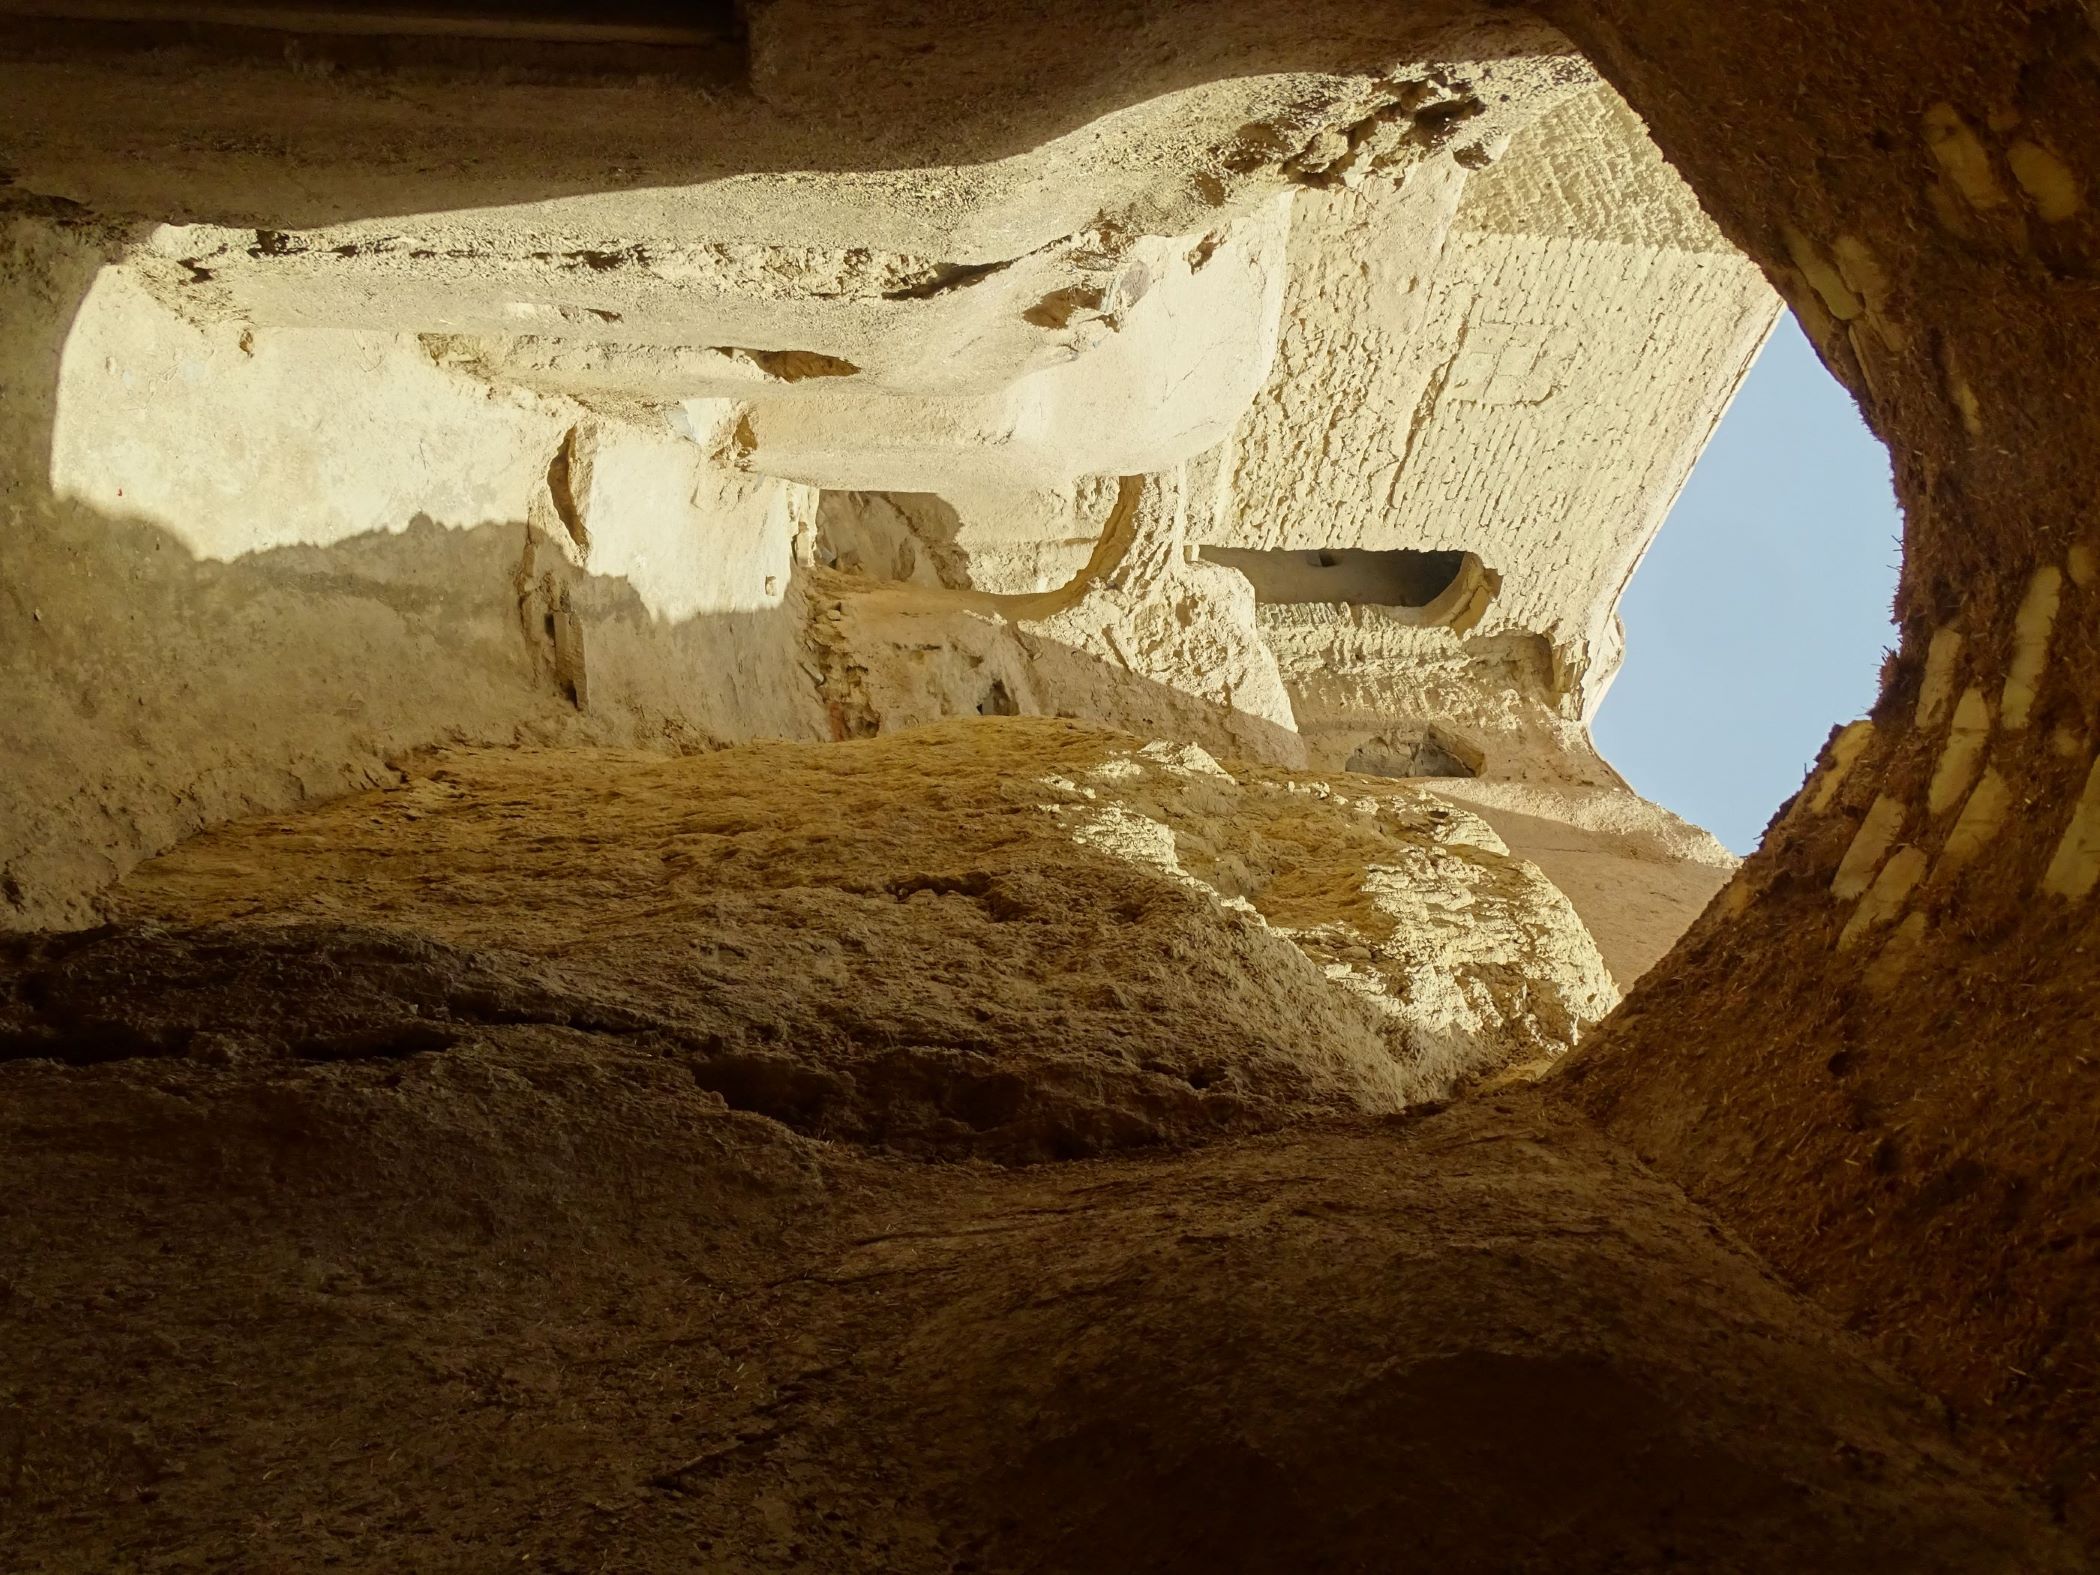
[3,1,2100,1568]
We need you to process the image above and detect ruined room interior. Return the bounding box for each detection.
[3,1,2099,1569]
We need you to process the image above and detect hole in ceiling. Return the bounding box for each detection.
[1594,314,1901,854]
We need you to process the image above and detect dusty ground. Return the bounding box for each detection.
[0,724,2086,1571]
[0,1032,2080,1572]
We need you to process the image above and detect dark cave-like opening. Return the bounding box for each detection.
[1198,545,1473,610]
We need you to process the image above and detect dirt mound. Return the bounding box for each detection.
[102,718,1619,1149]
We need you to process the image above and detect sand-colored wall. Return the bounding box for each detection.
[0,39,1763,948]
[1,213,824,928]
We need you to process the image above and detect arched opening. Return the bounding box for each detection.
[1196,545,1485,621]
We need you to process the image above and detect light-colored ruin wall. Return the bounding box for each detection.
[1222,85,1776,781]
[1,215,827,928]
[811,84,1774,794]
[0,33,1752,950]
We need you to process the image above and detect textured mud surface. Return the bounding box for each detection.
[1534,0,2100,1535]
[0,1053,2078,1572]
[0,723,2084,1571]
[1565,796,2100,1520]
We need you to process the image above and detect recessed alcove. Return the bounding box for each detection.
[1345,725,1484,780]
[1197,546,1496,628]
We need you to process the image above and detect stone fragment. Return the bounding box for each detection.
[1927,179,1975,238]
[2002,566,2062,730]
[1783,226,1863,320]
[1940,769,2013,873]
[1926,687,1992,816]
[1831,235,1889,306]
[1948,369,1984,435]
[1832,234,1906,349]
[1914,630,1963,729]
[1863,910,1930,993]
[1832,794,1907,901]
[2042,757,2100,899]
[2007,141,2084,221]
[1838,846,1928,951]
[1808,721,1877,814]
[1924,104,2009,209]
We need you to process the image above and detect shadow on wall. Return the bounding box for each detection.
[0,208,1304,928]
[0,4,1567,227]
[6,477,1326,928]
[1,202,826,927]
[814,491,970,589]
[1,495,822,930]
[1199,545,1502,635]
[1347,725,1485,779]
[1200,546,1466,609]
[797,470,1320,770]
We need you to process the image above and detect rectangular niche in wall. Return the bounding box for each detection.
[1196,546,1497,630]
